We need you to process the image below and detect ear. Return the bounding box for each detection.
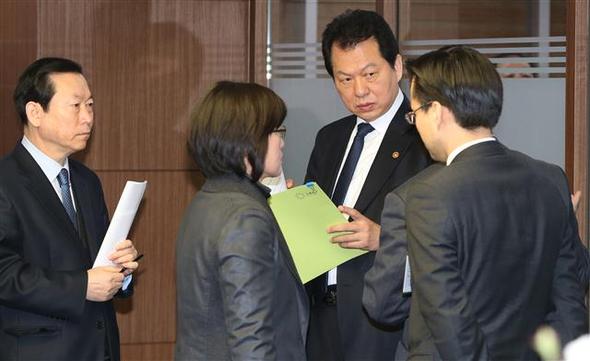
[25,101,44,128]
[437,104,457,131]
[430,101,445,130]
[394,54,403,83]
[243,155,253,177]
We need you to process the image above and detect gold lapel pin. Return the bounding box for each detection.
[391,151,400,159]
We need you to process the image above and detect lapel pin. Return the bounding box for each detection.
[391,151,400,159]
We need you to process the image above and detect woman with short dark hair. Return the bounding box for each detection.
[175,81,308,361]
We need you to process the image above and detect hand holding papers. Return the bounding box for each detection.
[93,181,147,268]
[268,182,367,283]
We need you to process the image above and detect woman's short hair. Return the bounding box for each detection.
[188,81,286,181]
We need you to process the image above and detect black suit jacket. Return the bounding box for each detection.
[0,143,125,361]
[304,97,432,360]
[403,141,588,360]
[363,163,444,360]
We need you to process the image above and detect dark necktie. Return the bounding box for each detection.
[331,122,375,205]
[57,168,78,229]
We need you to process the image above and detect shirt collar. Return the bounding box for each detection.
[21,136,70,182]
[446,137,497,165]
[356,89,404,133]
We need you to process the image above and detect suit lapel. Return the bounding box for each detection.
[13,144,79,241]
[70,165,99,262]
[324,116,357,196]
[355,99,414,213]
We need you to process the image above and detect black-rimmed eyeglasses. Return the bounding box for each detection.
[405,102,433,125]
[272,125,287,139]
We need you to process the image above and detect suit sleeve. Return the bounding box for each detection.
[575,236,590,292]
[406,181,490,360]
[544,192,588,344]
[0,186,87,320]
[218,207,278,361]
[363,191,411,325]
[573,232,589,292]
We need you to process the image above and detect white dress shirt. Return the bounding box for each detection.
[328,90,404,285]
[21,136,76,210]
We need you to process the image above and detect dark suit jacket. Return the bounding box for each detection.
[0,143,124,361]
[304,97,432,360]
[403,141,588,360]
[363,163,444,359]
[175,175,309,361]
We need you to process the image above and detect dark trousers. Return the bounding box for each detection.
[306,302,345,361]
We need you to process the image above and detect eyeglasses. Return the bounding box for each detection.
[272,125,286,139]
[405,102,433,125]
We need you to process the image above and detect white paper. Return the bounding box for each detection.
[402,255,412,294]
[93,180,147,268]
[260,168,288,195]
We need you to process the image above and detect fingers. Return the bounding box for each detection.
[86,267,125,302]
[120,261,139,274]
[109,240,138,263]
[286,178,295,189]
[328,219,380,251]
[111,252,137,265]
[326,207,379,250]
[336,240,369,249]
[327,221,357,234]
[115,239,133,250]
[572,190,582,212]
[338,205,363,220]
[327,214,369,234]
[104,266,124,273]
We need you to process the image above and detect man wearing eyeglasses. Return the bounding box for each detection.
[369,45,587,360]
[303,9,431,361]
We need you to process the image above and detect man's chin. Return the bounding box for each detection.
[354,109,381,122]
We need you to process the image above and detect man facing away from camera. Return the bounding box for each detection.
[388,45,587,360]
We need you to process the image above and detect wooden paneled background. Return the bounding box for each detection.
[0,0,264,359]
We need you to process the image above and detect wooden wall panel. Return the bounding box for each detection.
[0,0,37,156]
[566,0,588,244]
[250,0,269,84]
[37,0,250,171]
[98,170,204,345]
[120,342,175,361]
[396,0,565,41]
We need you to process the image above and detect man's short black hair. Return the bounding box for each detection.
[321,9,399,78]
[406,45,503,129]
[13,57,83,125]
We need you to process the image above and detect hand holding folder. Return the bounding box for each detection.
[268,182,367,283]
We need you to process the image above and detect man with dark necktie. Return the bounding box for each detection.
[304,10,431,361]
[0,57,140,361]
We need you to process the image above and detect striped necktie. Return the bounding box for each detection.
[57,168,78,229]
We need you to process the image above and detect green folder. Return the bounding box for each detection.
[268,182,367,284]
